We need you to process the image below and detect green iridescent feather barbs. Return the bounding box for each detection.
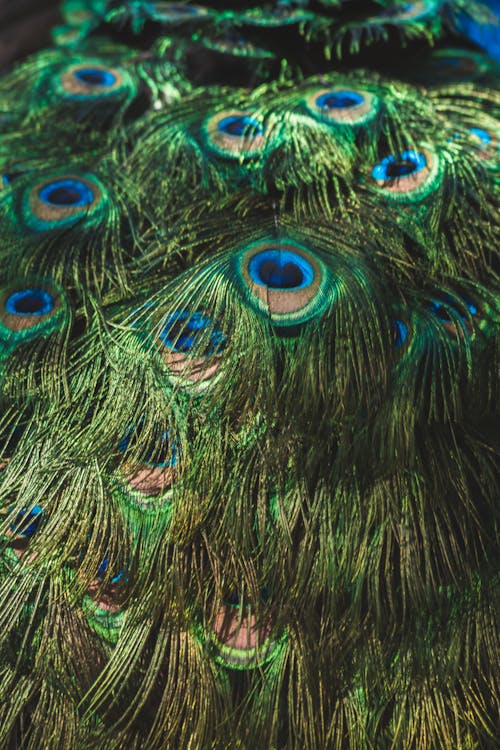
[0,0,499,748]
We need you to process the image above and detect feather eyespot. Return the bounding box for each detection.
[118,422,179,470]
[83,559,127,637]
[428,294,478,339]
[469,127,498,161]
[204,111,265,158]
[8,505,44,539]
[0,285,63,342]
[306,88,378,125]
[60,63,125,98]
[157,310,225,388]
[23,174,104,231]
[6,505,44,559]
[203,597,285,669]
[118,463,175,506]
[234,240,333,328]
[370,148,440,200]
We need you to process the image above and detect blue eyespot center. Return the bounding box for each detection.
[159,311,225,356]
[249,250,315,290]
[372,150,426,181]
[217,115,263,137]
[39,179,95,207]
[470,127,492,146]
[74,67,117,87]
[10,505,44,538]
[5,288,55,316]
[97,557,126,584]
[315,90,364,110]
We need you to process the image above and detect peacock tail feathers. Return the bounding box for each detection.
[0,0,498,748]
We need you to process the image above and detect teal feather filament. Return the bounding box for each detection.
[235,7,314,26]
[145,3,209,23]
[377,1,440,22]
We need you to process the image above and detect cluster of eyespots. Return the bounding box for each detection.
[235,239,332,328]
[23,173,104,231]
[0,285,63,342]
[306,88,378,125]
[205,110,265,158]
[370,148,439,200]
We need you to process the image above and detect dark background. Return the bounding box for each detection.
[0,0,61,70]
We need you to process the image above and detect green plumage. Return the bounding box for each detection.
[0,1,498,748]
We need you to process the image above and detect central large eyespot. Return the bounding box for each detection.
[248,249,314,290]
[38,179,95,207]
[5,288,55,316]
[234,240,333,328]
[73,68,117,87]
